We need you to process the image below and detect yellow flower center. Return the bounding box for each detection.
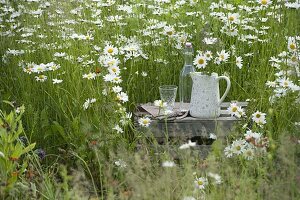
[256,114,261,118]
[114,77,119,81]
[112,68,117,72]
[261,0,267,5]
[198,58,205,65]
[220,55,225,60]
[197,180,203,186]
[290,43,296,50]
[291,56,297,62]
[283,81,288,86]
[246,150,253,156]
[232,107,238,112]
[236,146,241,151]
[142,120,148,125]
[108,48,114,53]
[166,31,173,35]
[229,16,234,21]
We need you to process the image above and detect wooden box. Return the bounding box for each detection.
[135,102,248,144]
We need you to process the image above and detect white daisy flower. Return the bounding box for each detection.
[108,65,120,75]
[208,172,222,184]
[163,25,175,37]
[47,63,61,71]
[215,50,230,64]
[257,0,272,6]
[227,103,245,118]
[54,52,66,57]
[104,44,118,56]
[235,56,243,69]
[224,145,234,158]
[243,146,255,160]
[99,55,120,68]
[52,79,63,84]
[204,50,213,61]
[287,37,297,52]
[193,54,207,69]
[115,159,127,168]
[203,37,217,45]
[244,130,262,141]
[112,86,122,93]
[252,111,267,125]
[83,98,96,110]
[35,75,47,82]
[278,77,294,89]
[194,177,208,190]
[231,139,246,155]
[83,72,97,80]
[116,92,128,103]
[226,13,240,24]
[266,81,277,88]
[154,100,167,108]
[138,117,151,127]
[113,124,124,134]
[103,74,122,83]
[32,64,47,74]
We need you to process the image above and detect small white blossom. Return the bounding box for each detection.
[209,133,217,140]
[52,79,63,84]
[113,124,123,134]
[83,98,96,110]
[162,161,176,168]
[179,140,197,150]
[115,159,127,168]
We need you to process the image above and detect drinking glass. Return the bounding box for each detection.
[159,85,178,113]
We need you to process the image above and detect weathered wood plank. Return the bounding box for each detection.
[135,102,246,138]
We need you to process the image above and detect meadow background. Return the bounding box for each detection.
[0,0,300,199]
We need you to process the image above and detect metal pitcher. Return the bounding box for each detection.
[190,72,231,118]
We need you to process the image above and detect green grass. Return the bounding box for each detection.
[0,0,299,199]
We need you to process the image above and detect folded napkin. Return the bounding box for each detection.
[140,103,190,120]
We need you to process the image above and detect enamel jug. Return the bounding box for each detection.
[190,72,231,118]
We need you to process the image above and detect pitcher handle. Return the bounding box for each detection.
[217,76,231,105]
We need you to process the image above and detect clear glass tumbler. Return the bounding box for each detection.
[159,85,178,113]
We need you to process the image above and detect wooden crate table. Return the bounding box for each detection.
[134,102,248,158]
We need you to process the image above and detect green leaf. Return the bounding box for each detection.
[11,142,23,158]
[2,100,14,107]
[22,143,36,154]
[40,107,49,129]
[51,121,68,142]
